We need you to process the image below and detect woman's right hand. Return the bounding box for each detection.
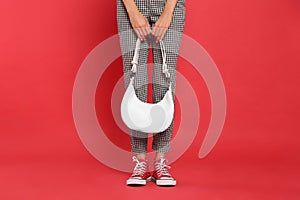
[128,10,151,41]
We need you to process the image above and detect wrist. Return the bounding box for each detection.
[162,8,174,17]
[126,5,140,16]
[161,10,173,20]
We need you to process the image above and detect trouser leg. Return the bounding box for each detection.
[117,0,151,154]
[151,1,186,153]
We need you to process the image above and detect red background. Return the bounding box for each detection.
[1,0,300,199]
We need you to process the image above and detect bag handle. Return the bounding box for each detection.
[130,39,170,79]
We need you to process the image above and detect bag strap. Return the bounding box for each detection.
[131,39,170,79]
[130,39,140,74]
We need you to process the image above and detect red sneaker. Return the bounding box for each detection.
[152,157,176,186]
[126,156,152,186]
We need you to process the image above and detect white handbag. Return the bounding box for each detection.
[121,39,174,133]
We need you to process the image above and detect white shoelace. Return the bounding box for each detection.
[154,158,171,177]
[132,156,147,176]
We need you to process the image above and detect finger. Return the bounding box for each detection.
[144,22,151,36]
[137,28,146,41]
[144,25,151,37]
[156,27,164,43]
[140,27,148,39]
[152,26,160,42]
[140,28,147,41]
[142,18,150,36]
[134,28,143,41]
[159,28,167,42]
[152,25,158,37]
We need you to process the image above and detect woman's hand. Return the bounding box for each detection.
[128,10,151,41]
[152,12,173,43]
[152,12,172,42]
[122,0,151,41]
[152,0,179,43]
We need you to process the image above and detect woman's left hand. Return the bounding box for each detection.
[152,11,173,43]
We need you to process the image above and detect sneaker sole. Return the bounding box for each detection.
[152,177,176,186]
[126,176,152,186]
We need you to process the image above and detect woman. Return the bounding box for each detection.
[117,0,186,186]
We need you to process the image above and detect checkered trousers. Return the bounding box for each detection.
[117,0,186,154]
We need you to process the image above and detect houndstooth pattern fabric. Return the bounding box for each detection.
[117,0,186,154]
